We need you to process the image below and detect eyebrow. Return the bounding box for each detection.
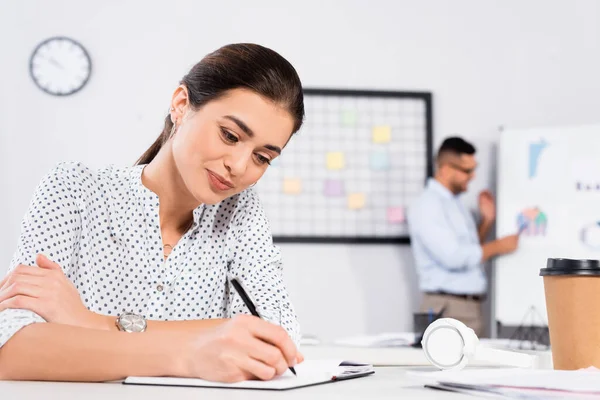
[223,115,282,155]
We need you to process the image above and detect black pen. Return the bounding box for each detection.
[230,277,297,376]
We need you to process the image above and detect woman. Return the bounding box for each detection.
[0,43,304,383]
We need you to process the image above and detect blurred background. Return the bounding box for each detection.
[1,0,599,342]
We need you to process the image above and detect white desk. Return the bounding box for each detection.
[1,345,552,399]
[0,367,475,400]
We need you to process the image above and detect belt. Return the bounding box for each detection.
[426,291,486,302]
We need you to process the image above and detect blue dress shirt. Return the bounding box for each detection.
[407,178,486,295]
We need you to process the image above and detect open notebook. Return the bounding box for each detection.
[123,359,374,390]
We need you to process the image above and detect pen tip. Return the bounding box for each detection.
[290,366,297,376]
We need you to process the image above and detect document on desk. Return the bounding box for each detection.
[124,359,374,390]
[332,332,416,347]
[408,368,600,398]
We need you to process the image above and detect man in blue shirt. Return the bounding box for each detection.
[407,137,519,337]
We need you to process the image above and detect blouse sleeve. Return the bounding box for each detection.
[0,162,83,349]
[225,190,301,346]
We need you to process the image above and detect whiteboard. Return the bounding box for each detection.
[255,88,433,244]
[495,123,600,326]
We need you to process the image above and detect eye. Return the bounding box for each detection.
[255,154,271,166]
[220,127,238,143]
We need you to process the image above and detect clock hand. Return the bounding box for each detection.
[48,57,64,70]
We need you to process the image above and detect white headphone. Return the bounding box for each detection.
[421,318,534,371]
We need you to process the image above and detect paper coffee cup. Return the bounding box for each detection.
[540,258,600,370]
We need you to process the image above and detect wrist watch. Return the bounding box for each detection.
[116,312,147,333]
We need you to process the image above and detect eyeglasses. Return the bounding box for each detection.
[446,162,476,175]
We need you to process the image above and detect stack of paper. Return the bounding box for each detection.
[332,332,416,347]
[299,333,321,346]
[408,368,600,398]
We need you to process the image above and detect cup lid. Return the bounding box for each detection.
[539,258,600,276]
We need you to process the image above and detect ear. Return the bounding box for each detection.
[170,85,190,125]
[436,163,448,177]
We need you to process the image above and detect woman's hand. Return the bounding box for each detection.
[176,314,301,382]
[0,254,98,328]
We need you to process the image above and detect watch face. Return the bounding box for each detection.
[29,36,92,96]
[119,313,147,332]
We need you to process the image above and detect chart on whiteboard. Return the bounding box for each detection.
[254,88,433,242]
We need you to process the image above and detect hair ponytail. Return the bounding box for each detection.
[135,116,173,165]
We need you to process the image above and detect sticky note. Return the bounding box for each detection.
[348,193,366,210]
[327,152,345,170]
[324,179,344,197]
[370,151,390,170]
[341,110,357,126]
[283,178,301,195]
[372,125,391,143]
[387,207,405,223]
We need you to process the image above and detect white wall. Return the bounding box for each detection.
[1,0,599,341]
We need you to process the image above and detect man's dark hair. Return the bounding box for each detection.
[436,136,476,163]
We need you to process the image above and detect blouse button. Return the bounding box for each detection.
[157,284,164,292]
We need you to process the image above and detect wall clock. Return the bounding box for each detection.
[29,36,92,96]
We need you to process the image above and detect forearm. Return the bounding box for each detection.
[481,240,501,262]
[478,219,493,243]
[0,323,181,381]
[148,318,226,331]
[91,313,227,332]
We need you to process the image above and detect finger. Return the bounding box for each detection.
[237,356,277,381]
[1,267,49,290]
[248,337,288,376]
[36,254,62,271]
[0,294,40,314]
[1,274,45,291]
[297,352,305,364]
[0,264,46,288]
[0,282,42,304]
[247,319,297,367]
[0,274,9,289]
[13,264,49,277]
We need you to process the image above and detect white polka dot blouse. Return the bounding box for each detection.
[0,162,300,348]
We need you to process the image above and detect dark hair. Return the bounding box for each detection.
[436,136,476,162]
[135,43,305,165]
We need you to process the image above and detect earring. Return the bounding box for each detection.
[170,107,176,125]
[170,123,177,138]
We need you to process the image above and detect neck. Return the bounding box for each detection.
[141,141,199,232]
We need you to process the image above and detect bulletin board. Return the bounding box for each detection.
[254,88,433,244]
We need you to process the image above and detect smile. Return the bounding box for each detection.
[207,170,234,191]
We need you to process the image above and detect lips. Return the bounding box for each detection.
[207,170,234,191]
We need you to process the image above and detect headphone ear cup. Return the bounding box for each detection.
[431,318,480,359]
[422,318,470,371]
[422,317,534,370]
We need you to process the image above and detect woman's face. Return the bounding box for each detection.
[170,88,294,205]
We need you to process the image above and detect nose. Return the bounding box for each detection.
[224,146,252,178]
